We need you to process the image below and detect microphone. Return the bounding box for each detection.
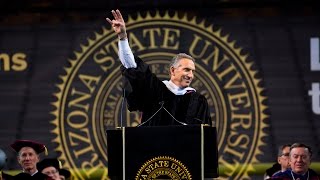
[162,104,187,126]
[137,101,165,127]
[137,101,187,127]
[193,118,211,126]
[193,118,202,123]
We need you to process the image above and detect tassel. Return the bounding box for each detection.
[44,146,48,156]
[58,159,63,169]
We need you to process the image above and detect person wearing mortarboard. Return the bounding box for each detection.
[59,169,71,180]
[37,158,66,180]
[10,140,48,179]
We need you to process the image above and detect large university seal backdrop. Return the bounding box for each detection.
[51,11,268,179]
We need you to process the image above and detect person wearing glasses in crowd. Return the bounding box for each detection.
[265,144,291,179]
[37,159,62,180]
[270,143,320,180]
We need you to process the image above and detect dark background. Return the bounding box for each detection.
[1,0,320,178]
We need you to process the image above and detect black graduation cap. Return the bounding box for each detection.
[10,140,47,155]
[36,158,60,173]
[59,169,71,179]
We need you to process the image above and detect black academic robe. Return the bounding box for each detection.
[121,55,212,126]
[270,169,320,180]
[2,171,47,180]
[264,163,281,179]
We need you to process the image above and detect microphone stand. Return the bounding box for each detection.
[137,101,187,127]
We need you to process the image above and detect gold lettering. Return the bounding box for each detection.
[81,153,107,177]
[108,94,118,101]
[104,39,119,54]
[148,164,154,170]
[217,60,235,80]
[12,53,27,71]
[143,28,161,49]
[161,28,180,49]
[174,166,182,173]
[189,34,212,59]
[68,129,94,158]
[79,74,101,93]
[150,64,161,74]
[228,131,250,150]
[129,33,146,52]
[93,48,115,72]
[223,71,245,90]
[201,46,221,69]
[0,53,10,71]
[66,110,88,129]
[154,162,160,168]
[68,88,91,112]
[224,144,245,160]
[229,90,250,111]
[231,112,252,130]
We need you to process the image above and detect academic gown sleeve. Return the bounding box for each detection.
[120,55,165,112]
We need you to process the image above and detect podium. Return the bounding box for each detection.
[106,125,218,180]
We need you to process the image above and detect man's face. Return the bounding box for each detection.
[17,147,39,172]
[170,58,195,88]
[42,166,61,180]
[289,147,311,174]
[278,146,290,171]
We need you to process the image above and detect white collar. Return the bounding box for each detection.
[23,170,38,176]
[162,80,196,95]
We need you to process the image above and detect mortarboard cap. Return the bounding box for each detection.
[36,158,60,173]
[10,140,46,155]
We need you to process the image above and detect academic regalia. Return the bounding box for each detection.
[264,163,281,179]
[121,56,212,126]
[9,140,47,179]
[37,158,60,173]
[2,172,47,180]
[270,168,320,180]
[59,169,71,179]
[10,140,46,155]
[1,172,15,180]
[37,158,71,180]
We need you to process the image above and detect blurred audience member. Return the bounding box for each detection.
[270,143,320,180]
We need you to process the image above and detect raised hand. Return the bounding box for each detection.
[106,9,127,40]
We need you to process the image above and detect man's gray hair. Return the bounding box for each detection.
[290,143,313,157]
[169,53,195,68]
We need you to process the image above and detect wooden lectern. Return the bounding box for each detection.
[106,125,218,180]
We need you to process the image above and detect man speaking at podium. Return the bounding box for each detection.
[106,9,212,126]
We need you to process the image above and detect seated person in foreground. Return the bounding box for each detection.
[270,143,319,180]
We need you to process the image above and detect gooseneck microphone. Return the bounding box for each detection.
[137,101,187,127]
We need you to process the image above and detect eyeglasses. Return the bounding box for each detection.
[281,153,289,157]
[42,169,58,176]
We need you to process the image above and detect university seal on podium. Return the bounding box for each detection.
[136,156,192,180]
